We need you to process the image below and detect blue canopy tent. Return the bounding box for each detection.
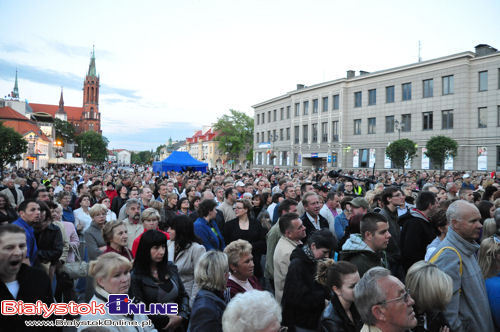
[154,151,208,173]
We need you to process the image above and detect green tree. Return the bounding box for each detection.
[385,138,417,174]
[425,136,458,174]
[54,118,75,143]
[213,109,254,165]
[0,122,28,176]
[75,131,109,163]
[131,150,153,164]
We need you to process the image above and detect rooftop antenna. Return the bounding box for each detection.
[418,41,422,62]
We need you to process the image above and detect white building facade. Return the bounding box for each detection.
[253,44,500,171]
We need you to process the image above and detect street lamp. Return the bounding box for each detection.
[394,119,401,140]
[54,140,63,165]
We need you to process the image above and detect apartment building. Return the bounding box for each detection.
[252,44,500,171]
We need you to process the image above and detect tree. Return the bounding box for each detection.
[75,131,109,163]
[385,138,417,174]
[425,136,458,174]
[0,122,28,177]
[54,118,75,143]
[131,150,153,164]
[213,109,254,165]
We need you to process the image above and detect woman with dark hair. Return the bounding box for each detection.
[168,215,206,307]
[282,229,337,332]
[130,230,190,331]
[189,196,201,215]
[482,185,498,202]
[317,260,362,332]
[111,184,128,216]
[252,194,264,217]
[165,192,178,223]
[193,199,225,251]
[0,192,18,225]
[223,199,267,278]
[478,200,495,224]
[176,197,193,216]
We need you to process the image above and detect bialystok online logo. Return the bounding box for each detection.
[1,294,178,318]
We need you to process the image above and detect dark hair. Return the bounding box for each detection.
[340,196,353,210]
[261,192,271,206]
[197,199,217,218]
[189,196,200,211]
[224,187,234,199]
[77,183,86,193]
[0,193,14,209]
[271,193,284,204]
[308,228,337,250]
[300,182,313,194]
[429,208,448,235]
[169,215,202,256]
[326,192,339,202]
[477,200,494,222]
[416,191,436,211]
[381,187,400,206]
[35,187,48,198]
[0,223,25,239]
[177,197,190,210]
[360,212,387,238]
[37,200,52,221]
[133,230,169,278]
[278,199,298,217]
[316,259,358,289]
[18,199,38,213]
[482,185,498,201]
[347,213,363,234]
[279,212,299,234]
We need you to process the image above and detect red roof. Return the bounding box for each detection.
[29,103,84,122]
[2,120,51,142]
[186,128,219,143]
[0,106,30,121]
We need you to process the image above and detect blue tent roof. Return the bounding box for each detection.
[153,151,208,173]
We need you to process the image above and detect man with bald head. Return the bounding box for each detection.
[429,200,494,332]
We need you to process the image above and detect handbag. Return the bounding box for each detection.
[61,243,89,279]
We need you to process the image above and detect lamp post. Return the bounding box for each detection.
[394,119,401,140]
[54,140,63,165]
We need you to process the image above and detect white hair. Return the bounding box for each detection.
[222,290,281,332]
[446,200,478,223]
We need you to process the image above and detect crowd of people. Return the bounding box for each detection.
[0,164,499,332]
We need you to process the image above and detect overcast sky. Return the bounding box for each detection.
[1,0,499,151]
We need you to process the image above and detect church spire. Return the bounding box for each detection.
[87,45,97,77]
[12,69,19,99]
[58,88,65,112]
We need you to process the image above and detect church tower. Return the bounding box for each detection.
[55,88,67,121]
[11,69,19,99]
[81,46,101,133]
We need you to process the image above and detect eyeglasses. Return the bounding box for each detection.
[377,288,411,305]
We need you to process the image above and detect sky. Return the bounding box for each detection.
[1,0,499,151]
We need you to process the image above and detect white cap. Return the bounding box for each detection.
[463,174,470,179]
[235,181,245,187]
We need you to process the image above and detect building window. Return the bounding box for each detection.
[322,97,328,112]
[402,83,412,101]
[386,85,395,103]
[261,132,265,143]
[368,117,376,134]
[368,89,376,105]
[354,92,362,108]
[294,126,299,144]
[386,115,394,133]
[268,111,271,122]
[312,99,318,114]
[423,79,433,98]
[354,119,361,135]
[262,113,265,124]
[294,103,300,117]
[312,124,318,143]
[280,108,284,120]
[332,121,339,141]
[478,107,487,128]
[442,75,454,95]
[401,114,411,132]
[321,122,328,142]
[279,128,283,141]
[303,101,309,115]
[256,114,259,125]
[256,133,259,143]
[498,106,500,127]
[303,125,308,143]
[442,110,454,129]
[423,112,433,130]
[273,129,277,142]
[286,106,290,119]
[273,109,277,121]
[267,131,271,142]
[479,71,488,91]
[286,127,290,140]
[333,94,339,110]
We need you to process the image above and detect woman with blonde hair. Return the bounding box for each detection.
[224,239,262,299]
[188,251,229,332]
[478,235,500,329]
[78,252,157,331]
[405,261,453,332]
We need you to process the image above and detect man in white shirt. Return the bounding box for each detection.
[319,192,341,236]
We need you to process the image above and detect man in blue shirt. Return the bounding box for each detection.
[12,200,40,266]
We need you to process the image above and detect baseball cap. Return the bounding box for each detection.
[351,197,369,209]
[235,181,245,187]
[462,174,470,179]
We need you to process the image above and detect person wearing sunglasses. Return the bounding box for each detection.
[354,267,417,332]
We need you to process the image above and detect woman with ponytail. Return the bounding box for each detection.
[316,260,362,332]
